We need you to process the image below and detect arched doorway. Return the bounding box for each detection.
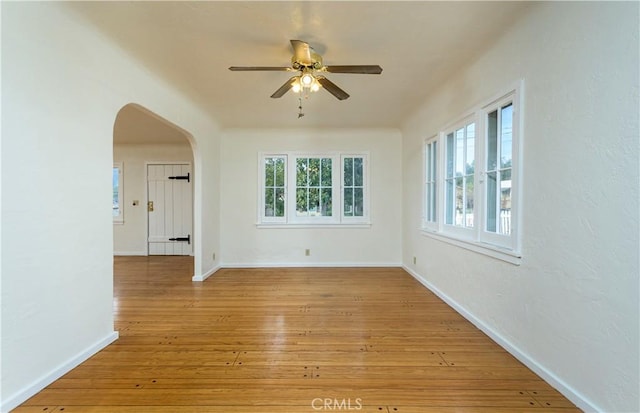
[112,104,197,265]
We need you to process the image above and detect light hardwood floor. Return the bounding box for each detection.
[15,256,580,412]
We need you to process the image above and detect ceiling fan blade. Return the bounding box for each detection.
[229,66,292,71]
[324,65,383,74]
[270,76,298,98]
[290,39,313,65]
[316,76,349,100]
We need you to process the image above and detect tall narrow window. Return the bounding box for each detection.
[444,121,475,229]
[486,103,513,235]
[424,137,437,227]
[113,162,123,223]
[263,156,286,219]
[343,156,365,217]
[295,157,332,217]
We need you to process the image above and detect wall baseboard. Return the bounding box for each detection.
[221,261,402,268]
[192,264,221,282]
[191,262,401,281]
[402,265,600,413]
[1,331,119,413]
[113,251,147,256]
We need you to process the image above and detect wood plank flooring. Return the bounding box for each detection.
[15,256,581,412]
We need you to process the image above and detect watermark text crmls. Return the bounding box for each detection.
[311,398,363,411]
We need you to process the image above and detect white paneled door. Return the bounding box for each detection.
[147,164,192,255]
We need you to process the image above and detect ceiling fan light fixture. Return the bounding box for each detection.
[301,73,314,86]
[231,39,382,114]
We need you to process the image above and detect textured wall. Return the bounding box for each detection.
[401,3,639,412]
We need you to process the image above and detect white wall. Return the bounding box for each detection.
[113,144,194,255]
[0,3,221,411]
[401,2,638,412]
[221,129,402,267]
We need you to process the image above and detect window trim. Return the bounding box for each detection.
[340,153,370,224]
[288,155,338,225]
[478,91,522,251]
[421,80,523,264]
[423,136,438,231]
[113,162,124,224]
[440,115,477,241]
[259,154,288,224]
[257,151,371,227]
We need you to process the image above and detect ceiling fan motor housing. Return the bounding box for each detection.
[291,56,323,71]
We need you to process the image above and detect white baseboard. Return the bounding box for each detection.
[221,261,402,268]
[113,251,147,256]
[192,262,401,281]
[1,331,119,413]
[192,264,221,282]
[402,265,600,413]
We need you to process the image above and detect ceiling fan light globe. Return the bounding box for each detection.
[301,73,314,86]
[292,83,301,93]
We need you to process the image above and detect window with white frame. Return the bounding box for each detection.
[423,137,437,229]
[259,152,369,226]
[479,94,519,251]
[113,162,123,223]
[422,82,522,261]
[295,157,333,218]
[343,156,366,219]
[444,120,475,231]
[263,156,286,221]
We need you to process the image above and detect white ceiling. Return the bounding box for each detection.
[67,1,532,132]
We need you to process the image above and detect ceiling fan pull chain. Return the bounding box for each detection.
[298,97,305,118]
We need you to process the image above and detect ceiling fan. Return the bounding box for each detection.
[229,40,383,101]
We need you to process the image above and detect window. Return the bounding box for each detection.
[263,156,286,221]
[259,152,369,226]
[296,157,333,217]
[422,82,522,262]
[423,137,437,229]
[343,156,365,219]
[486,103,513,236]
[444,120,475,230]
[479,93,519,251]
[113,162,123,224]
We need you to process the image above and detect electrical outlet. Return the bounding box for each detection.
[305,249,311,256]
[413,256,416,265]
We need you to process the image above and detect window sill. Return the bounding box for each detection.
[257,222,372,229]
[420,229,521,265]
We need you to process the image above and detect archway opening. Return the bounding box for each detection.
[112,103,197,275]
